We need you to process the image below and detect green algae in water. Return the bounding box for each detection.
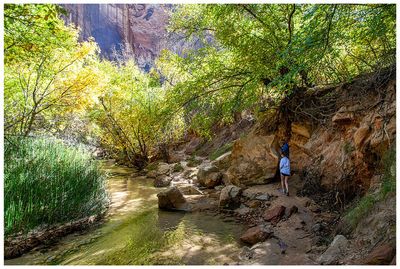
[96,209,185,265]
[6,161,245,265]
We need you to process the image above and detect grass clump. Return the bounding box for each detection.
[209,142,233,161]
[4,136,109,236]
[186,155,203,167]
[146,162,158,171]
[173,163,184,173]
[344,145,395,229]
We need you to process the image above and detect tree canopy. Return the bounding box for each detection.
[3,3,396,166]
[157,4,395,134]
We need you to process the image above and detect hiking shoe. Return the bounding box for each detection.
[286,191,290,197]
[278,188,285,194]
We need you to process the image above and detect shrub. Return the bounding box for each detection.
[4,136,109,236]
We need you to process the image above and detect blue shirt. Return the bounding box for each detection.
[280,156,290,175]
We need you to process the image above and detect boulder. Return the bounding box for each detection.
[246,200,262,208]
[240,225,273,245]
[242,189,256,199]
[284,205,298,219]
[156,162,171,175]
[263,205,286,225]
[219,185,242,209]
[317,235,348,265]
[153,175,172,187]
[238,241,282,264]
[147,162,171,178]
[224,132,278,186]
[364,243,395,265]
[212,151,232,170]
[214,185,224,191]
[197,164,222,188]
[255,194,270,201]
[157,187,190,211]
[178,185,203,195]
[234,206,251,217]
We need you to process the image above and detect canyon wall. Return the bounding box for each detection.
[61,4,203,71]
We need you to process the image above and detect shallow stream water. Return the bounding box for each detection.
[5,160,245,265]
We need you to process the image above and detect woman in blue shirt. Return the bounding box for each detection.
[279,150,290,196]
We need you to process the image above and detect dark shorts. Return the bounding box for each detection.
[281,173,290,177]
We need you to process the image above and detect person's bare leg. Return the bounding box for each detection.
[284,176,289,195]
[280,174,285,192]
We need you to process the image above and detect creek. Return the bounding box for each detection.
[5,160,245,265]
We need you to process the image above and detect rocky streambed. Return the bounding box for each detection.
[5,152,395,265]
[5,160,246,265]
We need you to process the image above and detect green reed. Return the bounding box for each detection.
[4,136,109,236]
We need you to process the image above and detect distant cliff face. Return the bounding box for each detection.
[61,4,199,71]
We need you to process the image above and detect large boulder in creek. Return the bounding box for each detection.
[240,225,273,245]
[197,163,222,188]
[224,131,279,186]
[147,162,171,178]
[219,185,242,209]
[317,235,348,265]
[212,151,232,170]
[157,187,190,211]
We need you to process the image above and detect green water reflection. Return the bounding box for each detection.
[5,160,244,265]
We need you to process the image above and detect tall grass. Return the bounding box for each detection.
[4,136,109,236]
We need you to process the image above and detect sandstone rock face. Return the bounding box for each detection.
[197,164,222,188]
[240,225,273,245]
[219,185,242,209]
[61,4,206,71]
[224,132,279,186]
[291,123,311,139]
[317,235,348,265]
[353,125,371,149]
[332,106,357,124]
[157,187,189,211]
[302,77,396,192]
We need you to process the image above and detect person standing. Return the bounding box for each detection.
[279,150,291,196]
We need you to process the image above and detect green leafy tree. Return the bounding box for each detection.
[90,61,184,167]
[158,4,395,135]
[4,4,102,136]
